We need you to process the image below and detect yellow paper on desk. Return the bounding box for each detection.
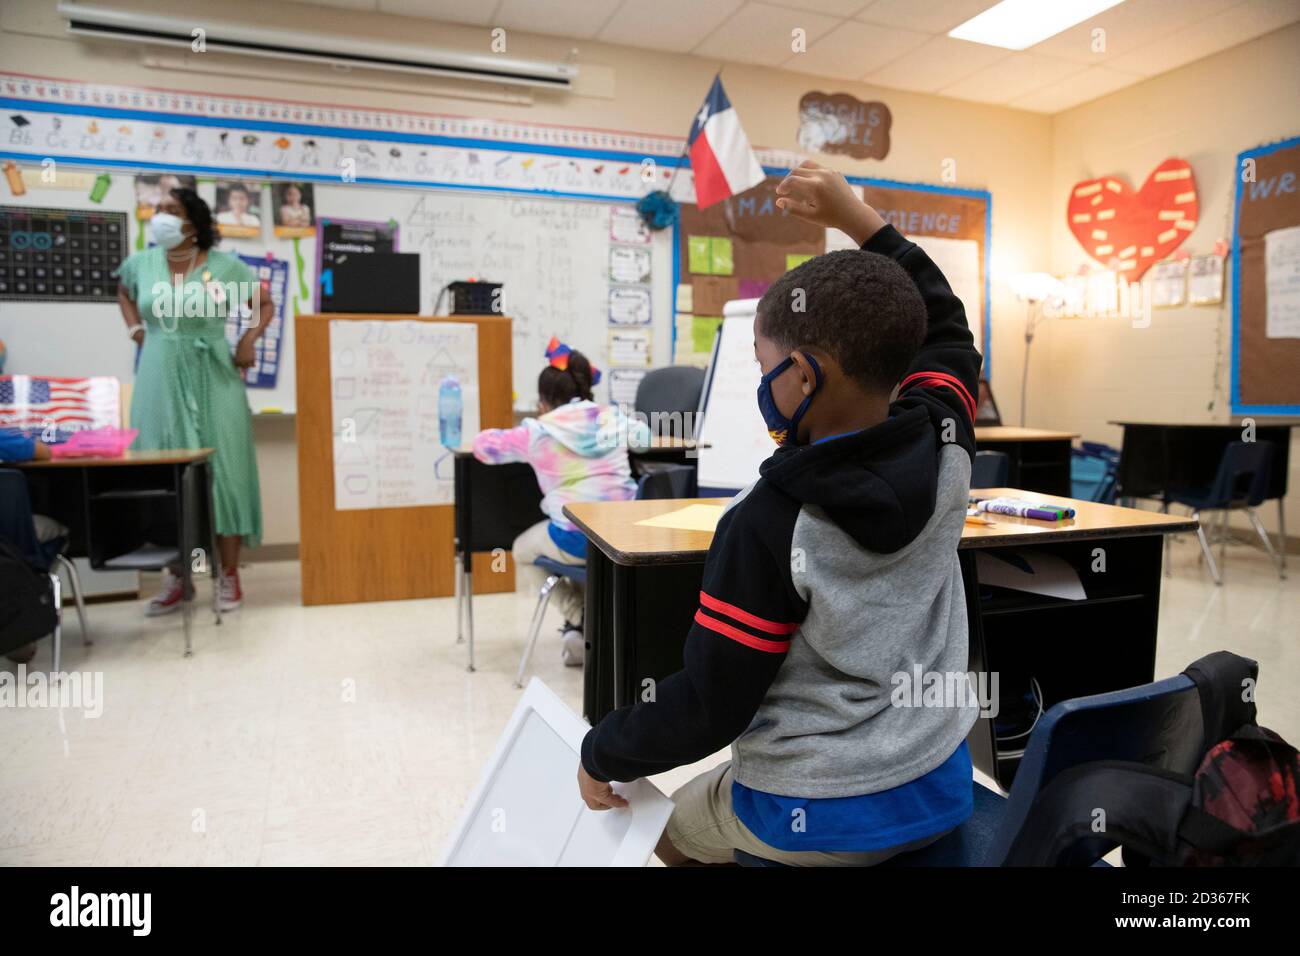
[634,504,725,532]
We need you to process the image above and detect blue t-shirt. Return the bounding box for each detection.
[547,521,588,560]
[732,741,973,852]
[0,428,36,463]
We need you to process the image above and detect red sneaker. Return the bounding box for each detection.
[146,570,184,617]
[218,568,243,611]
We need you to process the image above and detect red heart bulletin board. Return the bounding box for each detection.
[1067,158,1198,279]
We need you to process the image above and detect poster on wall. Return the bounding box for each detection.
[272,181,315,238]
[214,181,264,239]
[330,319,479,510]
[797,92,891,160]
[316,218,398,311]
[226,254,289,389]
[133,173,195,220]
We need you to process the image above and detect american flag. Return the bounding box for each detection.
[0,375,121,441]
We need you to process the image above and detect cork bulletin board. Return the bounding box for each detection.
[675,174,991,372]
[1233,136,1300,414]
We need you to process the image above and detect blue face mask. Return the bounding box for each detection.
[148,212,186,250]
[756,352,822,446]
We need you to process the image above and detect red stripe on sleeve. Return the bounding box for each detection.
[694,610,792,653]
[698,591,799,635]
[899,371,976,422]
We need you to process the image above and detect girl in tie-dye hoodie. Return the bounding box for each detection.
[472,350,650,666]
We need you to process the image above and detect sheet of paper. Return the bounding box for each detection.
[1149,258,1187,308]
[975,549,1086,601]
[1265,225,1300,339]
[608,286,651,325]
[608,368,646,407]
[330,319,479,510]
[634,503,725,532]
[608,328,652,367]
[609,206,650,244]
[441,679,674,867]
[1187,254,1224,305]
[609,245,651,284]
[687,235,712,274]
[913,236,982,352]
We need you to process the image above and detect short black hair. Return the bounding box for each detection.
[170,187,216,250]
[757,250,926,393]
[538,349,594,407]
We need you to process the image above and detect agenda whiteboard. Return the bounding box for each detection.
[696,300,773,493]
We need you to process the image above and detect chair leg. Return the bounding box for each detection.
[454,551,464,645]
[1246,507,1285,580]
[515,576,558,689]
[49,572,62,680]
[1218,508,1228,569]
[55,555,91,646]
[1161,500,1172,577]
[1192,511,1222,586]
[1279,499,1289,574]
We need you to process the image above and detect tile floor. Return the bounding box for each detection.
[1,531,1295,866]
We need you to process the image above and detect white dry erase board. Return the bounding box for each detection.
[440,679,674,867]
[696,300,774,493]
[0,178,673,414]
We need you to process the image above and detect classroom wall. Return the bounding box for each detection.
[1041,21,1300,541]
[0,0,1051,548]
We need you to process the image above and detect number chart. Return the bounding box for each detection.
[0,205,128,302]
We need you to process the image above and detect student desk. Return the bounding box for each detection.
[974,427,1078,496]
[15,449,221,656]
[565,489,1195,789]
[450,438,702,670]
[1111,420,1296,561]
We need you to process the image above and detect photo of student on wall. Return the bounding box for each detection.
[272,181,315,238]
[214,180,263,238]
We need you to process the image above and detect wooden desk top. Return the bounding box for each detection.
[14,448,213,469]
[566,487,1197,565]
[1109,419,1300,429]
[452,436,701,457]
[974,426,1079,442]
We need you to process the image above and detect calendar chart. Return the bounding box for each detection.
[0,206,128,302]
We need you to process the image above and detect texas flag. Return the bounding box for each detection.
[686,76,765,209]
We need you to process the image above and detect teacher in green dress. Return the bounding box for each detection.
[115,186,271,615]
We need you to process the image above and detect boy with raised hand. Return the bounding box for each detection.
[579,160,982,866]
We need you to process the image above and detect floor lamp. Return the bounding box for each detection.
[1010,273,1065,427]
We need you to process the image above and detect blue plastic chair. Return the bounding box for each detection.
[1071,441,1121,503]
[1163,441,1283,585]
[514,464,696,686]
[735,669,1205,867]
[971,450,1009,488]
[0,468,90,671]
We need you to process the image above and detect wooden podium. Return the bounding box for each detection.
[295,313,517,606]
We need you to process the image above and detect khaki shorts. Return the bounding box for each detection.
[665,762,948,867]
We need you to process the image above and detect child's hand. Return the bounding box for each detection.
[578,763,629,811]
[775,160,885,246]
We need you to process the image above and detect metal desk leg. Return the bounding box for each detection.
[206,462,222,627]
[611,563,628,710]
[454,549,464,645]
[180,463,195,656]
[464,563,476,673]
[49,572,62,678]
[1279,498,1289,575]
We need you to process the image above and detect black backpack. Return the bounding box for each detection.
[0,537,58,657]
[1003,652,1300,866]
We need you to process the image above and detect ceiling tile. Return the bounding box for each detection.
[770,0,875,14]
[1030,0,1235,65]
[1007,64,1146,112]
[1106,0,1300,75]
[378,0,482,20]
[692,2,842,65]
[856,0,997,34]
[599,0,743,53]
[938,51,1088,103]
[787,20,931,78]
[494,0,625,40]
[312,0,379,10]
[863,34,1010,93]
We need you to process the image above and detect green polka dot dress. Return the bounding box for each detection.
[115,247,262,547]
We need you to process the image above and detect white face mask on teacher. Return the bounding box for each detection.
[148,212,188,251]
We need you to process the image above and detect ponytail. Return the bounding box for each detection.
[538,348,595,407]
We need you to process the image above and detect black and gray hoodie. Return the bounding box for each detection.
[581,224,982,798]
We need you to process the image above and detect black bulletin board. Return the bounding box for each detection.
[0,205,128,302]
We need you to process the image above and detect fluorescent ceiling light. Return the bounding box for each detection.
[949,0,1127,50]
